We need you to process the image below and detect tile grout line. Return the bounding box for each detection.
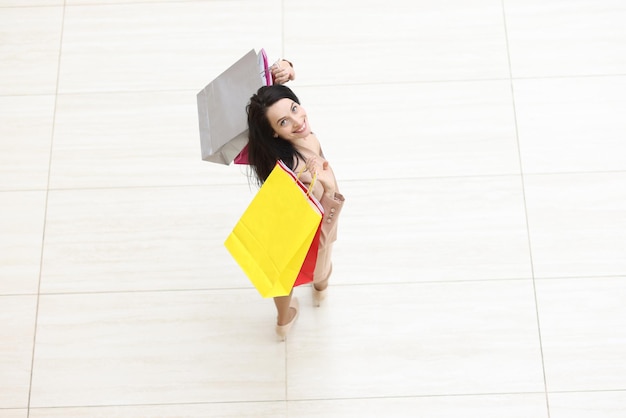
[2,274,624,300]
[20,387,626,412]
[1,169,625,196]
[3,71,626,98]
[280,1,291,408]
[500,1,551,417]
[284,340,289,404]
[26,2,67,416]
[1,170,625,197]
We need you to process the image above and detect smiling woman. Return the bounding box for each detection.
[246,84,345,340]
[268,100,311,136]
[246,85,306,184]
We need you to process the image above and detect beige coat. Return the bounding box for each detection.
[296,166,344,248]
[293,151,345,284]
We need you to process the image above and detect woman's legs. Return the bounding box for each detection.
[312,277,328,307]
[274,292,299,340]
[313,279,328,291]
[313,245,332,287]
[312,245,333,306]
[274,292,297,325]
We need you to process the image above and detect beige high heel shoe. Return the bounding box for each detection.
[312,285,327,307]
[275,297,299,341]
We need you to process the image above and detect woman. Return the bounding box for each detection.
[246,84,345,340]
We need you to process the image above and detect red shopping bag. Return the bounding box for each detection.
[293,223,321,287]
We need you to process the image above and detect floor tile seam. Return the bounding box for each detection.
[515,78,552,418]
[286,391,557,402]
[335,275,626,286]
[0,281,531,301]
[3,168,625,194]
[27,4,67,417]
[24,399,288,411]
[39,76,621,98]
[522,170,626,177]
[333,170,626,185]
[60,0,221,8]
[0,93,58,99]
[27,286,252,298]
[20,390,626,412]
[0,176,521,194]
[343,173,525,184]
[36,72,626,98]
[0,5,62,10]
[0,188,49,194]
[0,183,248,194]
[336,278,536,287]
[41,183,249,192]
[280,72,626,89]
[533,275,626,282]
[0,0,220,11]
[53,88,199,96]
[287,389,626,403]
[500,3,551,417]
[48,81,493,98]
[20,277,557,298]
[280,0,288,388]
[510,73,626,82]
[6,275,624,299]
[547,388,626,395]
[21,391,554,411]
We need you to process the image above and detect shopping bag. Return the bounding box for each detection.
[293,223,321,287]
[224,161,324,298]
[196,49,271,164]
[233,143,249,165]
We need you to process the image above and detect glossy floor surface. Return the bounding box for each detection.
[1,1,626,417]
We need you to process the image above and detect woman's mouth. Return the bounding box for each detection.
[294,121,307,134]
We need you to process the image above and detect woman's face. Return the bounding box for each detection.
[266,98,311,141]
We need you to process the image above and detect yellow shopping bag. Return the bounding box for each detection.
[224,161,323,298]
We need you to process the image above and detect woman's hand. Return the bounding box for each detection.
[271,60,295,84]
[305,157,335,196]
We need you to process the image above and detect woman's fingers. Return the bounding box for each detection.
[271,66,289,84]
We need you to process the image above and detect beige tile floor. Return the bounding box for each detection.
[1,0,625,417]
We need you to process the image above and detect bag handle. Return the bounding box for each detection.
[296,165,317,197]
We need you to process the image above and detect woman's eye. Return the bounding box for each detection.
[292,105,298,112]
[279,120,287,127]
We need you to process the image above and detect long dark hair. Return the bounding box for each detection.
[246,84,305,186]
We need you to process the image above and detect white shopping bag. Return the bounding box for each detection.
[196,49,271,164]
